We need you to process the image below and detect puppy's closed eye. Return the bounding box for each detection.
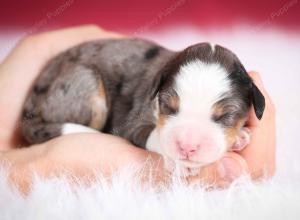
[212,112,236,127]
[159,91,179,115]
[213,112,232,121]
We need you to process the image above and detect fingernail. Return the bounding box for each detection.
[218,157,242,182]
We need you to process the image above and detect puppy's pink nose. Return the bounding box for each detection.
[177,141,200,157]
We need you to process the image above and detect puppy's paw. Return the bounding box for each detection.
[231,127,251,151]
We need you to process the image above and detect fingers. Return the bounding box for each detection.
[187,152,248,188]
[35,25,123,52]
[240,71,276,179]
[18,25,124,61]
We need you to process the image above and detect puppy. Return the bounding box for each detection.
[22,38,265,175]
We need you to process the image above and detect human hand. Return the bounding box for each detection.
[2,132,165,194]
[0,25,275,191]
[0,25,122,150]
[188,71,276,187]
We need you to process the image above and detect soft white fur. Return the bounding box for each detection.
[1,26,300,219]
[210,43,216,52]
[146,127,161,153]
[62,123,99,135]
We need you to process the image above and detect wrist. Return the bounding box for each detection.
[0,145,48,194]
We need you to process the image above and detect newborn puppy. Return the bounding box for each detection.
[22,38,265,175]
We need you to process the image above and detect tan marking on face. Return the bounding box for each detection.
[159,92,180,115]
[212,104,248,149]
[224,118,247,150]
[89,80,108,130]
[157,114,166,128]
[169,95,179,112]
[212,104,225,118]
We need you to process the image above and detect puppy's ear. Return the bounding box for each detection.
[149,54,179,100]
[149,70,167,100]
[251,82,265,120]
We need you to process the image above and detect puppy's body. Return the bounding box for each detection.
[22,38,265,173]
[23,39,173,146]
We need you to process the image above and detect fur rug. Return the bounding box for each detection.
[1,26,300,219]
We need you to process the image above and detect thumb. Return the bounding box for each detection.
[216,152,248,187]
[188,152,248,187]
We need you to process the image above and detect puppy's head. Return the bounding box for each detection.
[151,43,265,168]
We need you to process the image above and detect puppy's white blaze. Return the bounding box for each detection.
[174,60,231,116]
[62,123,99,135]
[210,43,215,53]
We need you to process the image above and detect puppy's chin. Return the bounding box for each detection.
[162,145,226,169]
[162,152,219,176]
[163,156,203,177]
[177,159,205,168]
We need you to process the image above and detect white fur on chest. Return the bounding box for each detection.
[145,128,162,154]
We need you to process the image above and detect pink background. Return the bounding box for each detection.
[1,0,299,33]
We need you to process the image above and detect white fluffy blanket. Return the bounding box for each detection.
[1,26,300,220]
